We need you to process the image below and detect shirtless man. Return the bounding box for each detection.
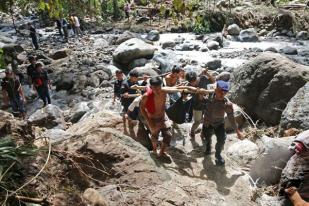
[165,66,180,87]
[139,77,191,156]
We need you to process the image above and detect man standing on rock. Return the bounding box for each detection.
[120,70,140,135]
[1,68,26,119]
[164,65,181,105]
[200,80,243,165]
[113,70,125,105]
[27,55,36,86]
[186,69,216,140]
[32,63,51,107]
[28,23,39,50]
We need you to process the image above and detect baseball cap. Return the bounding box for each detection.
[216,80,230,92]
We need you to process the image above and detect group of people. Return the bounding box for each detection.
[113,67,242,165]
[55,14,83,41]
[1,55,52,119]
[28,14,82,50]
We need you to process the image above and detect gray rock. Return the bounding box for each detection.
[55,73,75,91]
[205,59,222,70]
[296,31,309,40]
[93,38,109,49]
[146,30,160,41]
[229,53,309,125]
[256,194,285,206]
[116,31,136,45]
[264,47,278,53]
[216,71,231,81]
[0,34,15,44]
[49,48,70,60]
[129,58,148,70]
[113,38,155,65]
[227,139,259,165]
[200,46,209,52]
[203,33,223,47]
[239,28,259,42]
[258,29,268,36]
[280,82,309,130]
[87,74,100,87]
[1,44,24,55]
[83,188,109,206]
[131,62,159,77]
[92,70,111,81]
[161,41,176,49]
[207,41,220,50]
[28,104,65,129]
[69,102,90,123]
[174,36,185,44]
[175,43,195,51]
[279,46,298,55]
[227,24,241,36]
[259,135,294,154]
[273,10,294,31]
[42,128,71,143]
[152,51,178,73]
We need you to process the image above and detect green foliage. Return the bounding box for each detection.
[172,0,186,14]
[193,14,210,34]
[0,137,38,189]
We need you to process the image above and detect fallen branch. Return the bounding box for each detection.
[15,196,51,205]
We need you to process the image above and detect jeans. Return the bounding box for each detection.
[202,123,226,158]
[31,36,39,50]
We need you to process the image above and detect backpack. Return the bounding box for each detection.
[166,94,192,124]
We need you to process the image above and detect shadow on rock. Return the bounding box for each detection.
[200,156,244,196]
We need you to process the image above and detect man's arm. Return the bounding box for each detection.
[176,86,214,94]
[17,84,26,103]
[130,85,146,91]
[225,102,242,139]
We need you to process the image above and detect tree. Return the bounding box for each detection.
[112,0,121,20]
[0,0,18,33]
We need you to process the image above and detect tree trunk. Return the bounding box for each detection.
[112,0,120,20]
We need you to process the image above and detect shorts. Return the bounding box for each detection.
[149,115,172,146]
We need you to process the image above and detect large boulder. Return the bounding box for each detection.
[205,59,222,70]
[55,73,75,91]
[227,24,241,36]
[207,41,220,50]
[68,102,90,123]
[280,83,309,130]
[239,28,259,42]
[273,10,294,31]
[296,31,308,40]
[28,104,65,129]
[161,41,176,49]
[226,139,259,165]
[230,53,309,125]
[146,30,160,41]
[63,110,170,189]
[131,62,160,77]
[115,31,137,45]
[113,38,155,65]
[279,46,298,55]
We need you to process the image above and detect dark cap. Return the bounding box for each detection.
[216,80,230,92]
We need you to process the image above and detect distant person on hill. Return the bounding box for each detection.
[1,68,26,119]
[56,18,63,36]
[28,22,39,50]
[61,17,69,42]
[32,63,51,107]
[124,3,130,21]
[26,55,36,86]
[73,15,83,36]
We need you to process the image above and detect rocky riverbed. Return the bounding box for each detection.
[0,12,309,205]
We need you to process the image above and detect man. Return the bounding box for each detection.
[73,15,82,36]
[186,69,216,140]
[32,62,51,107]
[139,77,189,157]
[120,70,140,134]
[113,70,125,105]
[124,3,130,21]
[27,55,36,85]
[1,68,26,118]
[28,23,39,50]
[200,80,242,165]
[165,66,181,105]
[61,17,69,42]
[56,18,63,36]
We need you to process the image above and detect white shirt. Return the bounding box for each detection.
[74,16,80,27]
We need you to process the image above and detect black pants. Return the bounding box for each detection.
[31,36,39,50]
[202,123,226,158]
[37,86,51,106]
